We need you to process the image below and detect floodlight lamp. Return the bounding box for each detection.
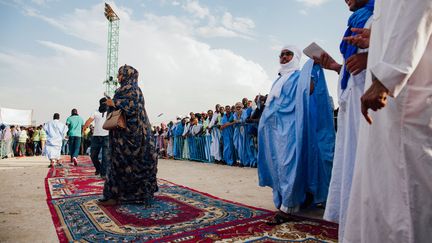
[104,3,119,22]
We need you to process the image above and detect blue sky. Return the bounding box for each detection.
[0,0,350,125]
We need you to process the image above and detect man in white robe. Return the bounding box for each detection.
[44,113,67,167]
[203,110,213,162]
[209,104,222,162]
[315,0,374,240]
[182,118,190,159]
[344,0,432,242]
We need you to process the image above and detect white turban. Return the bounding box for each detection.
[266,45,302,105]
[279,45,301,75]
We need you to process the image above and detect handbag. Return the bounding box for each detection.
[103,110,126,130]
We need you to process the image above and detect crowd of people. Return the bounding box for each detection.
[151,96,272,168]
[0,121,94,161]
[0,125,47,158]
[1,0,431,241]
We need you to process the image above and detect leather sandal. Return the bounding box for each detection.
[97,198,118,206]
[266,213,293,226]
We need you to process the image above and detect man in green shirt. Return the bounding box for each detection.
[31,127,41,155]
[66,108,84,166]
[39,125,47,155]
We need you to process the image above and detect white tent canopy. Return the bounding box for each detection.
[0,107,33,126]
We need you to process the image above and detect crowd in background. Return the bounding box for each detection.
[0,123,94,159]
[151,94,333,168]
[1,0,431,240]
[0,125,46,158]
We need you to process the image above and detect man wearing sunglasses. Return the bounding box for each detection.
[258,45,335,225]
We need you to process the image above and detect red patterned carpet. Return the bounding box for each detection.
[45,155,338,242]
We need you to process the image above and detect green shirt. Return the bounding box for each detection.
[66,115,84,137]
[40,129,47,141]
[18,130,28,143]
[32,130,40,142]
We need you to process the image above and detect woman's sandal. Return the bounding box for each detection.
[266,213,293,226]
[97,198,118,206]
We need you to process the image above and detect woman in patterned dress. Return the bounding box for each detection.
[98,64,158,206]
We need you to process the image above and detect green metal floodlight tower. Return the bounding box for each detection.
[104,3,120,97]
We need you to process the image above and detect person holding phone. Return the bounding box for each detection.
[82,98,110,177]
[98,64,158,206]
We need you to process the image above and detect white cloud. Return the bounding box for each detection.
[24,8,66,30]
[221,12,255,35]
[196,26,241,38]
[178,1,255,39]
[37,40,97,58]
[297,0,331,7]
[31,0,51,5]
[296,0,330,20]
[0,3,270,125]
[0,47,106,125]
[144,14,195,36]
[183,0,209,19]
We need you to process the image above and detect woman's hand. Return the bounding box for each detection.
[105,99,115,107]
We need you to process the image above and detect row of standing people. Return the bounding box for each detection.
[0,125,47,158]
[153,97,268,168]
[0,117,93,161]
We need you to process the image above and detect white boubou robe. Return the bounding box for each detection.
[344,0,432,242]
[324,18,373,241]
[208,112,222,161]
[43,119,67,160]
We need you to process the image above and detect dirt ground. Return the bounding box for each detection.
[0,156,323,242]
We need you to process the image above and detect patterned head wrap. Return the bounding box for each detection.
[118,64,139,87]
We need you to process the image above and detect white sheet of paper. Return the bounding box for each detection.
[303,42,327,59]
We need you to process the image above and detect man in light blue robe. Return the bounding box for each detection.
[298,59,335,207]
[172,118,184,159]
[241,98,257,167]
[233,102,245,166]
[258,45,335,224]
[44,113,67,167]
[203,109,214,162]
[220,105,235,166]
